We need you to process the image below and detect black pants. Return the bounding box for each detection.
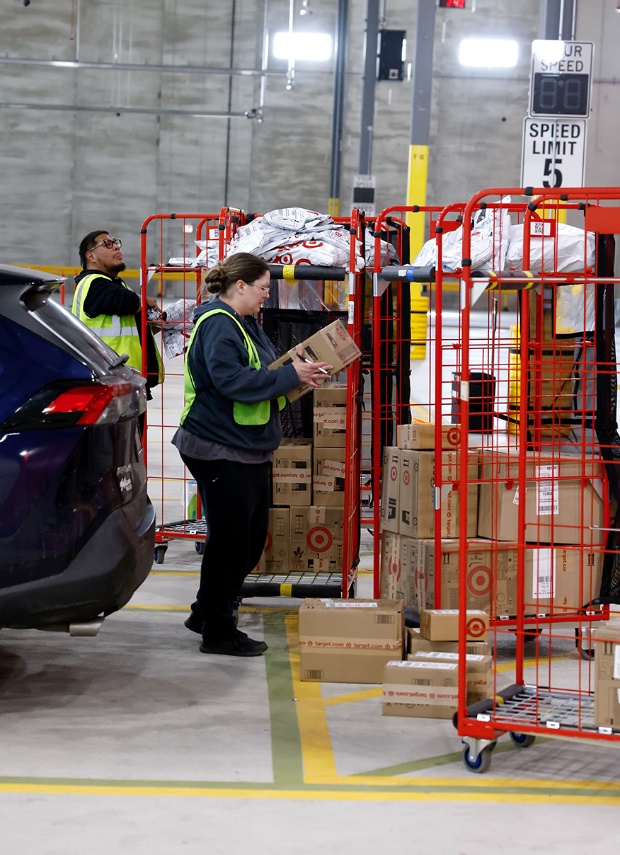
[180,454,270,641]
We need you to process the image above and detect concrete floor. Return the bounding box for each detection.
[2,321,620,853]
[0,533,619,855]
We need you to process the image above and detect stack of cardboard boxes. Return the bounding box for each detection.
[377,423,493,717]
[251,319,361,577]
[382,608,491,718]
[252,383,348,576]
[477,450,605,616]
[298,598,405,683]
[378,423,478,615]
[594,617,620,728]
[379,423,606,625]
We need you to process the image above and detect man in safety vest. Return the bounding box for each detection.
[73,229,164,399]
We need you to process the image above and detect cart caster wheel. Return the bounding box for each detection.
[195,541,205,555]
[578,646,595,661]
[509,731,536,748]
[154,545,168,565]
[462,745,492,774]
[523,627,543,642]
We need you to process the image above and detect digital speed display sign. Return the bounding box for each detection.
[529,40,593,118]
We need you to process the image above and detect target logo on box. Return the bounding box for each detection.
[306,525,333,554]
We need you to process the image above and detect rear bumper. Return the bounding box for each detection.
[0,498,156,630]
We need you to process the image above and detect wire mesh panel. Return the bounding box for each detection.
[449,188,620,770]
[139,212,221,562]
[141,207,374,596]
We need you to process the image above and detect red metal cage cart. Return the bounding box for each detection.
[447,187,620,772]
[140,205,407,599]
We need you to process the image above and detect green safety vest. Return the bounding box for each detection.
[72,272,164,382]
[181,309,285,426]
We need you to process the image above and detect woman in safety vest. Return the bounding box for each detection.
[172,252,331,657]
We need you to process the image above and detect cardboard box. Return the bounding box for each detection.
[314,383,347,447]
[423,539,518,617]
[409,651,492,704]
[382,660,458,718]
[526,301,581,439]
[524,547,603,615]
[379,530,402,601]
[269,320,361,402]
[272,438,313,507]
[397,422,461,451]
[398,449,478,539]
[398,534,421,611]
[380,446,400,533]
[407,627,489,657]
[313,447,346,507]
[379,532,417,610]
[263,507,290,574]
[299,598,404,683]
[419,609,489,642]
[290,506,344,573]
[477,451,604,545]
[594,620,620,728]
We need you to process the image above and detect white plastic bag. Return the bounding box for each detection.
[411,200,511,272]
[161,298,196,359]
[505,221,595,273]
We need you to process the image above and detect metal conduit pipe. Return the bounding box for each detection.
[0,101,253,118]
[0,56,287,77]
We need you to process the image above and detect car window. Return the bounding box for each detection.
[24,289,129,375]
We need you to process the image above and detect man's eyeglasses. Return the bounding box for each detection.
[90,237,122,251]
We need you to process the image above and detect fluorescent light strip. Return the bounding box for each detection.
[459,38,519,69]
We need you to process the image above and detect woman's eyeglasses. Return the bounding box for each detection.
[246,283,270,294]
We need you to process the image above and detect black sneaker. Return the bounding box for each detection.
[184,611,203,634]
[199,630,268,657]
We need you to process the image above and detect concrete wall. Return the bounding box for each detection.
[0,0,618,269]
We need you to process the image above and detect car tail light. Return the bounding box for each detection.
[1,379,141,431]
[43,382,135,425]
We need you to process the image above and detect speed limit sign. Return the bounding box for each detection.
[521,118,586,188]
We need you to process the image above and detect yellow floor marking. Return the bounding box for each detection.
[125,604,189,612]
[126,603,297,617]
[323,688,382,706]
[495,658,538,673]
[0,784,618,804]
[285,614,339,784]
[149,570,200,577]
[287,615,620,797]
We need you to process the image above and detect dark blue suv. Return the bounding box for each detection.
[0,264,155,633]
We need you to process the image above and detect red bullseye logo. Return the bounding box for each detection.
[467,565,492,597]
[390,465,398,481]
[264,531,273,552]
[307,526,333,553]
[402,469,410,486]
[447,427,461,447]
[388,557,402,582]
[466,617,487,639]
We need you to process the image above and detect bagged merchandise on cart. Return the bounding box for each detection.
[411,201,512,272]
[187,207,398,272]
[505,221,596,273]
[159,298,196,359]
